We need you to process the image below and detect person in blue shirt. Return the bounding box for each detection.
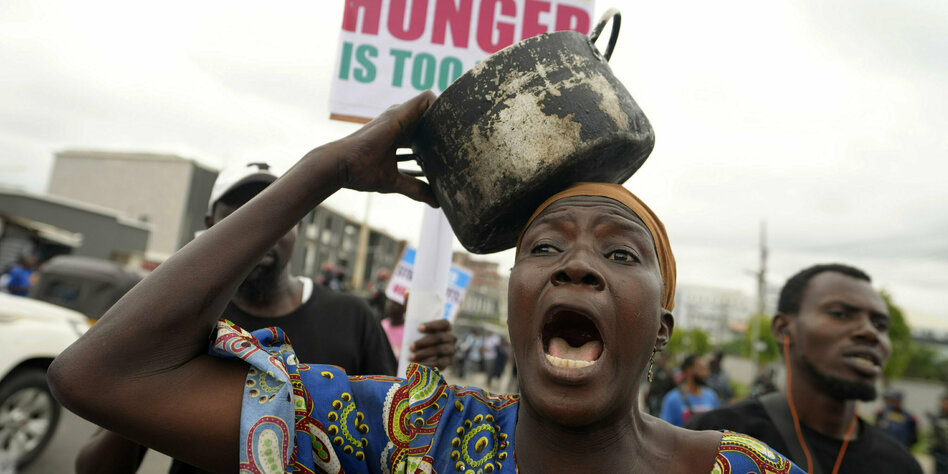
[661,353,720,426]
[2,254,38,296]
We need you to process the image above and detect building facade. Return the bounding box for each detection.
[452,252,507,335]
[294,205,405,292]
[673,285,755,344]
[48,150,217,261]
[0,187,149,269]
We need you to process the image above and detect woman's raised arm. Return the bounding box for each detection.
[47,91,437,472]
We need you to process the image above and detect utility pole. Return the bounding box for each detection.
[351,195,372,291]
[750,220,767,370]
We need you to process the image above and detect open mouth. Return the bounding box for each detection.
[542,310,603,369]
[844,351,881,368]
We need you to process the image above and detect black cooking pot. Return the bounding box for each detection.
[411,10,654,254]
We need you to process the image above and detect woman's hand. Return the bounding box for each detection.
[325,90,439,207]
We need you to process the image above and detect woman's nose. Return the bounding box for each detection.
[551,253,605,291]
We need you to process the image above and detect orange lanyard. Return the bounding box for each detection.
[784,337,859,474]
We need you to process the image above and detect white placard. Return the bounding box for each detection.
[386,246,472,321]
[396,207,455,375]
[330,0,597,122]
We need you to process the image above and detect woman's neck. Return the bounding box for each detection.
[513,401,650,473]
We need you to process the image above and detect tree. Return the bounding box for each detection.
[667,327,712,357]
[880,289,912,381]
[743,314,780,365]
[902,344,945,380]
[878,290,947,382]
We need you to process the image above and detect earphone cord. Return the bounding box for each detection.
[783,336,858,474]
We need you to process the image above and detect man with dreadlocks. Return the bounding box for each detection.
[687,263,922,474]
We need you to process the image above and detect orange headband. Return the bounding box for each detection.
[516,182,676,311]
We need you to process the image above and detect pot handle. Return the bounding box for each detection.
[588,9,621,62]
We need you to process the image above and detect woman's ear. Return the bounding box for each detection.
[654,309,675,351]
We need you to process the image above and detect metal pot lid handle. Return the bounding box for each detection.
[395,151,425,177]
[588,9,621,62]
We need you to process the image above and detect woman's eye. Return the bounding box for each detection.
[606,249,636,262]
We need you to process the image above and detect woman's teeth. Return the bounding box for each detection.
[545,336,603,369]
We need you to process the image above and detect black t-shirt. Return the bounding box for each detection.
[171,283,397,474]
[221,283,397,375]
[686,398,923,474]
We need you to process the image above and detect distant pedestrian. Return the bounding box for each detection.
[487,338,509,388]
[875,389,918,448]
[931,392,948,474]
[467,333,483,375]
[747,366,778,399]
[1,254,38,296]
[482,332,500,378]
[455,332,479,378]
[706,351,734,404]
[380,297,407,359]
[366,268,390,318]
[644,352,675,416]
[660,353,719,426]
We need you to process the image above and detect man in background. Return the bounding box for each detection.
[660,353,719,426]
[76,163,456,474]
[706,351,734,405]
[644,352,675,416]
[1,254,38,296]
[930,392,948,474]
[875,389,918,449]
[687,263,922,473]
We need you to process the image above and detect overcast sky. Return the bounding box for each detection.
[1,0,946,330]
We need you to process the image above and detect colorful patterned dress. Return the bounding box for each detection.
[211,321,804,474]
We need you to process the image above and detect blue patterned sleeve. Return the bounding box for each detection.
[713,431,807,474]
[209,320,521,473]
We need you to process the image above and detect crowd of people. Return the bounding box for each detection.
[23,85,942,473]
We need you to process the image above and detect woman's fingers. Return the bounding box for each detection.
[371,90,435,145]
[394,91,436,148]
[335,90,437,197]
[393,172,439,208]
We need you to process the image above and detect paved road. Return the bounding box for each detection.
[22,409,170,474]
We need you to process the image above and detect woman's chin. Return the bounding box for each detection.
[522,384,614,429]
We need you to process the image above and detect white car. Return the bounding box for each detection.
[0,292,88,469]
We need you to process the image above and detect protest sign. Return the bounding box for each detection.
[386,245,472,322]
[330,0,596,122]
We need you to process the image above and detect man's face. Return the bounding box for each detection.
[508,196,672,427]
[384,298,405,323]
[206,184,296,300]
[790,272,891,401]
[888,397,902,410]
[689,358,710,385]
